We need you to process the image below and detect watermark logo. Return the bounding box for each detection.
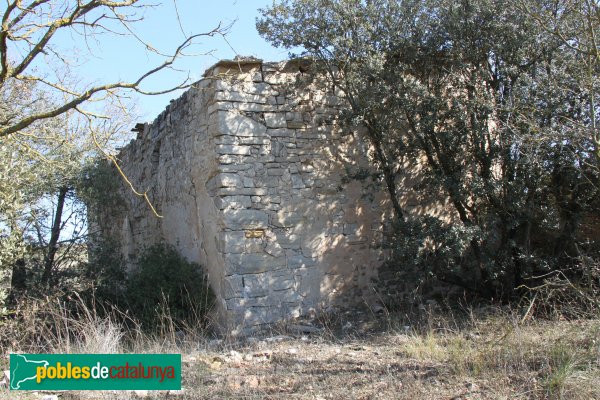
[10,354,181,391]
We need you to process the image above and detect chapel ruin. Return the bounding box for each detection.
[97,59,437,334]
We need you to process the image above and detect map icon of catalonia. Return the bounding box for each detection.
[10,354,49,390]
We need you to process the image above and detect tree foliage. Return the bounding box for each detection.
[123,243,214,331]
[0,96,130,303]
[258,0,600,299]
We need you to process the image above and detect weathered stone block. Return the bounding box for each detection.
[282,303,302,319]
[264,240,284,257]
[271,211,303,228]
[215,135,237,145]
[269,271,295,291]
[214,111,267,137]
[299,163,315,172]
[287,254,317,269]
[268,128,294,138]
[287,121,306,129]
[239,137,270,145]
[243,177,254,188]
[291,175,305,189]
[264,72,292,85]
[214,91,268,104]
[297,130,326,140]
[228,298,273,312]
[219,231,246,253]
[251,71,263,82]
[218,155,240,164]
[207,101,234,115]
[271,141,285,157]
[273,287,304,303]
[243,306,282,326]
[276,232,301,249]
[215,195,251,210]
[245,237,264,253]
[260,195,281,205]
[222,274,244,299]
[223,209,269,229]
[286,112,299,121]
[218,187,268,196]
[267,168,284,176]
[236,103,278,112]
[263,176,281,188]
[216,145,252,155]
[243,273,268,297]
[226,253,285,274]
[214,173,243,188]
[243,82,278,96]
[225,298,240,310]
[264,113,287,128]
[275,156,299,163]
[213,80,233,91]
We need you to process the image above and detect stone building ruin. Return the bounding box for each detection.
[99,59,436,334]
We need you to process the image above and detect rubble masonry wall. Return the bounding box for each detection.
[108,60,392,334]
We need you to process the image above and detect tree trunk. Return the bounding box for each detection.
[377,145,404,221]
[8,258,26,305]
[365,118,404,221]
[41,186,69,286]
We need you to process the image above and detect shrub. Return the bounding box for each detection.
[82,239,128,308]
[124,243,214,331]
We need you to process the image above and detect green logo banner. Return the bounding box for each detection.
[10,354,181,391]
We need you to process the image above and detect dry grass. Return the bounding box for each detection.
[165,309,599,400]
[1,301,599,399]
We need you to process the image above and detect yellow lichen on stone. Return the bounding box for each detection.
[245,229,265,239]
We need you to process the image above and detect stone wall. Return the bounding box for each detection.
[102,59,394,334]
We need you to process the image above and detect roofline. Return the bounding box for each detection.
[202,59,264,77]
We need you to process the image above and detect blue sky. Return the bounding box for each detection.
[59,1,289,120]
[20,1,289,240]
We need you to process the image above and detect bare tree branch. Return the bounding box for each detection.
[0,0,228,138]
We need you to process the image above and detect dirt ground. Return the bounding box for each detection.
[177,315,599,399]
[4,309,600,399]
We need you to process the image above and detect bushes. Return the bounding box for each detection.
[83,239,128,309]
[76,242,214,332]
[0,243,213,355]
[258,0,600,303]
[122,244,214,331]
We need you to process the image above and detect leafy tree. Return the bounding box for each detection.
[519,0,600,164]
[1,83,132,303]
[258,0,599,299]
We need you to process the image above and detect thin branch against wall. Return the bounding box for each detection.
[87,117,163,219]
